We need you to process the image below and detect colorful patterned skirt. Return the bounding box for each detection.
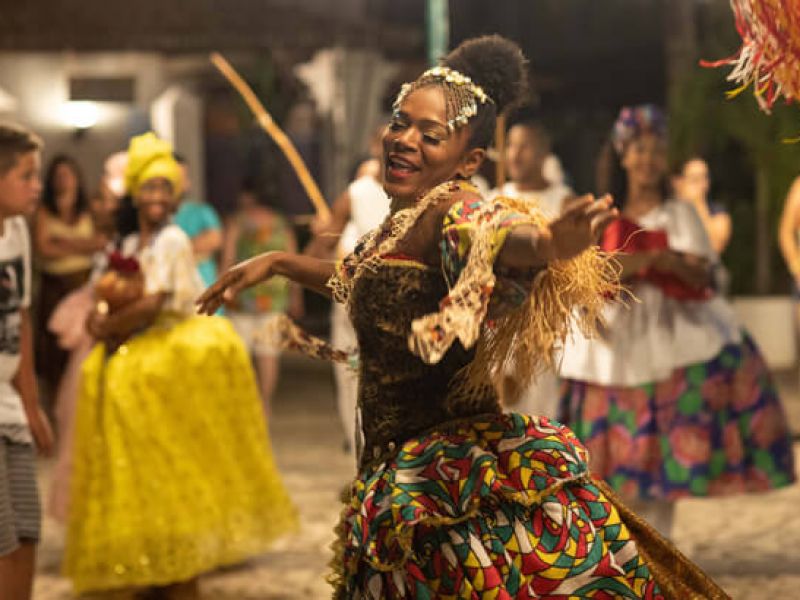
[331,413,726,599]
[560,334,796,501]
[64,315,298,593]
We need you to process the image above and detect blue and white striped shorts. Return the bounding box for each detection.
[0,434,40,556]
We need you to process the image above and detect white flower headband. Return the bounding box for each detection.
[393,66,494,132]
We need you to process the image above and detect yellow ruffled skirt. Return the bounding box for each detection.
[63,315,298,593]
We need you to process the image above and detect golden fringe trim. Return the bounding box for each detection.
[595,480,731,600]
[412,195,622,395]
[408,201,498,363]
[256,313,352,364]
[327,489,354,600]
[326,180,476,312]
[328,470,592,595]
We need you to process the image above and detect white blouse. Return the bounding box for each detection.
[559,200,741,387]
[120,224,204,316]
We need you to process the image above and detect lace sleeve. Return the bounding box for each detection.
[410,197,539,364]
[440,198,540,315]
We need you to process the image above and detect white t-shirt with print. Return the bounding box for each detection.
[0,216,32,431]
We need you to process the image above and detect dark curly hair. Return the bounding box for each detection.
[41,154,89,218]
[442,35,528,149]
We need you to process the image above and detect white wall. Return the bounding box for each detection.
[732,296,797,370]
[0,52,172,192]
[151,85,205,202]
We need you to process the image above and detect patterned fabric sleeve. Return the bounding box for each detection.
[440,198,540,317]
[408,198,540,365]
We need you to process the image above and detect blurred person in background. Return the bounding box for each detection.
[489,111,573,419]
[305,124,391,458]
[779,174,800,301]
[172,153,223,289]
[675,157,732,255]
[560,105,795,540]
[33,155,106,403]
[222,185,303,417]
[47,175,120,523]
[0,122,54,600]
[675,157,732,294]
[64,133,296,599]
[490,108,573,217]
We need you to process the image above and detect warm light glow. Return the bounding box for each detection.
[59,101,99,129]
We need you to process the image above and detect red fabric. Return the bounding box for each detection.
[107,250,141,274]
[602,218,711,301]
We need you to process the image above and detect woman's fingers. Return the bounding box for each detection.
[583,199,614,222]
[222,275,249,303]
[197,270,243,315]
[196,286,223,315]
[562,194,614,224]
[560,195,595,221]
[591,209,619,240]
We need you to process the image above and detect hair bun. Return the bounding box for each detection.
[443,35,527,114]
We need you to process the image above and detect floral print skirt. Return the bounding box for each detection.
[560,333,796,500]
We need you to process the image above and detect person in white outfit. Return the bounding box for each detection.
[489,112,572,419]
[306,157,391,460]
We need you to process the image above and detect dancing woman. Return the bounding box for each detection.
[200,37,726,598]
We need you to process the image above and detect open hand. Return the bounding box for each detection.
[197,252,278,315]
[543,194,618,261]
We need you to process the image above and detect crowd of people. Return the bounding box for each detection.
[0,31,798,600]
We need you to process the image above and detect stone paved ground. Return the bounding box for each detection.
[32,358,800,599]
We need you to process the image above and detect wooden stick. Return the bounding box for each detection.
[494,113,506,189]
[210,52,331,220]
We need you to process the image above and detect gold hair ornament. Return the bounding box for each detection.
[393,66,493,132]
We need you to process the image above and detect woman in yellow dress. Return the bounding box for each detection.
[63,133,297,599]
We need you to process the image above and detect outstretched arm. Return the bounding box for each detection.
[497,194,617,270]
[780,177,800,282]
[197,251,334,315]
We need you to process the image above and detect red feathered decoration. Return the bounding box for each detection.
[703,0,800,112]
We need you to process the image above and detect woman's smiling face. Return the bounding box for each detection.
[621,132,668,191]
[135,177,175,228]
[382,86,482,205]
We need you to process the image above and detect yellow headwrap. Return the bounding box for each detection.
[124,132,183,198]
